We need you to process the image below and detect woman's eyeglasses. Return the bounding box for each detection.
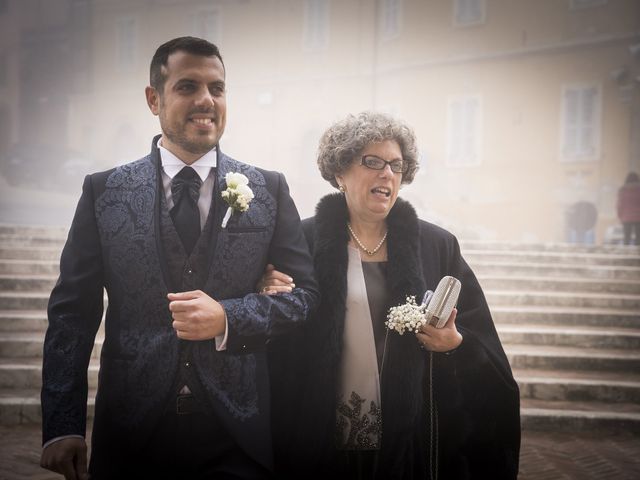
[361,155,407,174]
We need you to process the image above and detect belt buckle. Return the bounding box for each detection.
[176,393,194,415]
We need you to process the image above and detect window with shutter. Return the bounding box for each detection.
[454,0,486,27]
[304,0,330,51]
[447,95,482,166]
[561,85,600,161]
[116,17,136,72]
[380,0,402,40]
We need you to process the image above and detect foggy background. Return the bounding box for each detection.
[0,0,639,243]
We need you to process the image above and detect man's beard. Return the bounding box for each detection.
[158,99,219,155]
[162,120,217,155]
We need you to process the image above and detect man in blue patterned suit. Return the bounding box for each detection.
[40,36,319,479]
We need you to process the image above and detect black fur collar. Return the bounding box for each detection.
[312,193,426,307]
[310,193,428,450]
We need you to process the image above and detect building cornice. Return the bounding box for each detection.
[376,31,640,76]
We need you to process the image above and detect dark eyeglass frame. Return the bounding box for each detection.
[360,155,408,174]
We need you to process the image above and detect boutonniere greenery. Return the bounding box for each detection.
[221,172,254,228]
[385,295,426,335]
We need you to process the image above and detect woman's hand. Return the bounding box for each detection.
[256,264,295,295]
[415,308,463,353]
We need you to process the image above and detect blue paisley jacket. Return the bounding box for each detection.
[41,136,319,470]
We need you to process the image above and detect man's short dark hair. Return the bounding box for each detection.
[150,36,224,94]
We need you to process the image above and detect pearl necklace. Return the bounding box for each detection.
[347,222,388,256]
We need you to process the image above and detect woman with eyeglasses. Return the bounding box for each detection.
[264,111,520,480]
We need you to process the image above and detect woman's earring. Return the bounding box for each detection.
[339,184,346,193]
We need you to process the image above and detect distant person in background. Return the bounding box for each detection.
[566,201,598,245]
[617,172,640,246]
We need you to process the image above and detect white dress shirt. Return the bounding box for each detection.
[158,140,216,229]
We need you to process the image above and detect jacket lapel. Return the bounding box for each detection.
[150,136,177,294]
[206,150,273,297]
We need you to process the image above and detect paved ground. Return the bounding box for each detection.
[1,424,639,479]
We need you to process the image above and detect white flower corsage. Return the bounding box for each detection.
[385,295,427,335]
[221,172,254,228]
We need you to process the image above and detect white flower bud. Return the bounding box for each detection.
[236,184,254,200]
[225,172,249,189]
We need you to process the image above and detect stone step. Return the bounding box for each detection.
[9,290,636,313]
[485,290,640,310]
[0,247,61,261]
[515,368,640,404]
[0,292,108,312]
[2,392,639,432]
[0,310,106,333]
[470,261,640,281]
[0,224,67,237]
[3,246,636,267]
[491,306,639,328]
[0,392,45,425]
[2,245,637,267]
[1,226,637,253]
[2,318,636,350]
[0,358,99,389]
[461,240,640,255]
[0,275,57,292]
[0,232,610,254]
[15,271,618,297]
[0,260,59,275]
[18,271,625,296]
[0,332,102,359]
[0,307,635,335]
[520,398,640,435]
[465,250,640,267]
[0,311,48,332]
[9,335,636,373]
[497,324,640,350]
[0,389,95,426]
[505,344,640,372]
[0,292,49,311]
[478,275,640,295]
[0,235,65,248]
[8,361,638,404]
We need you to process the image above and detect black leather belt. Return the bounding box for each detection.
[175,393,204,415]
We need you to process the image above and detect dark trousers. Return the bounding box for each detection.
[90,410,271,480]
[623,222,640,245]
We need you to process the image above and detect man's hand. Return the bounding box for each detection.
[168,290,226,340]
[416,308,463,353]
[40,437,88,480]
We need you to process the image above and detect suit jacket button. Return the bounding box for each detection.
[184,361,191,368]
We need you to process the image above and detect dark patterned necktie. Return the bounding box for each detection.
[171,167,202,255]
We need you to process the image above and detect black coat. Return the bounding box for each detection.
[270,193,520,479]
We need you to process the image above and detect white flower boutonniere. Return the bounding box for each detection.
[385,295,426,335]
[221,172,254,228]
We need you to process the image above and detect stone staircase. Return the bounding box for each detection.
[462,241,640,434]
[0,225,101,425]
[0,225,639,436]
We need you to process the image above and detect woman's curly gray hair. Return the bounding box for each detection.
[317,111,419,188]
